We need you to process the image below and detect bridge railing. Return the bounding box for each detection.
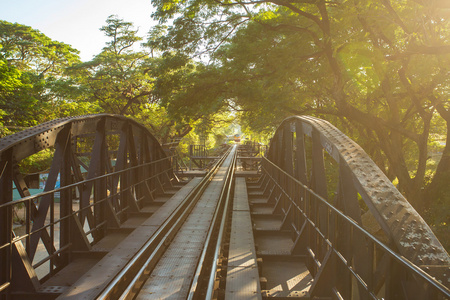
[237,142,266,171]
[261,115,450,299]
[0,114,176,297]
[261,157,450,299]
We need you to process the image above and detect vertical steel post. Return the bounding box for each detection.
[295,120,308,223]
[311,129,328,260]
[337,163,370,298]
[0,150,13,298]
[294,121,308,184]
[29,125,71,262]
[114,121,129,222]
[125,124,140,212]
[60,131,73,266]
[134,130,143,208]
[282,123,295,228]
[148,137,157,195]
[94,118,107,237]
[142,137,155,203]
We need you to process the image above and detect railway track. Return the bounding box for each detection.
[105,145,236,300]
[56,145,243,299]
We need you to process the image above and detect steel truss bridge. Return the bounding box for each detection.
[0,114,449,300]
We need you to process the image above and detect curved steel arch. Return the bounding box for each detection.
[0,114,165,161]
[0,114,175,295]
[266,116,449,281]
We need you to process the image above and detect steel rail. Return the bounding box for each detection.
[204,147,236,299]
[96,146,233,300]
[187,145,237,300]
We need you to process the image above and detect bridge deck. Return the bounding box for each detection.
[45,150,315,299]
[55,178,202,299]
[136,153,235,299]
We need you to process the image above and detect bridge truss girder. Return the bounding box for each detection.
[0,114,175,297]
[264,115,449,298]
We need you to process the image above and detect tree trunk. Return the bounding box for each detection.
[423,120,450,211]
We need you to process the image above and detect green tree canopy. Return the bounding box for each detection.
[149,0,450,211]
[67,15,153,116]
[0,20,95,132]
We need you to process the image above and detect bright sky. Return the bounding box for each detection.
[0,0,157,61]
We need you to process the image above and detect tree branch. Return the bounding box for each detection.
[379,0,411,34]
[269,0,325,31]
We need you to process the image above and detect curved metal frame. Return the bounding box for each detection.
[0,114,175,296]
[264,115,449,297]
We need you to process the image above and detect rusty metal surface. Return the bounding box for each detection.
[0,115,165,170]
[0,115,154,153]
[255,232,294,256]
[3,114,449,298]
[233,178,251,212]
[261,260,312,298]
[253,215,282,231]
[0,114,177,299]
[270,115,450,282]
[57,178,201,300]
[42,258,99,287]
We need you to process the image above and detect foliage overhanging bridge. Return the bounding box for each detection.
[0,114,449,300]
